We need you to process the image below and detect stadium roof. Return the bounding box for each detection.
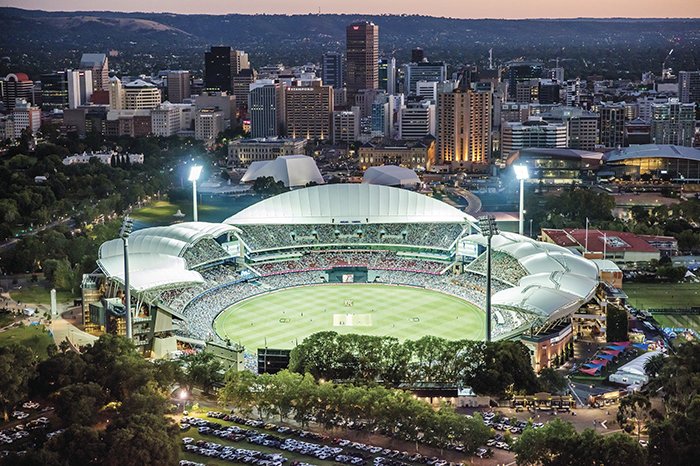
[226,184,476,225]
[605,144,700,163]
[519,251,598,279]
[518,271,598,301]
[493,285,583,321]
[97,222,236,293]
[362,166,420,187]
[240,155,324,187]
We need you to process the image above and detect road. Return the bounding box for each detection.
[447,188,483,215]
[0,217,74,252]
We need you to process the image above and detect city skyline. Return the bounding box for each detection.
[3,0,699,19]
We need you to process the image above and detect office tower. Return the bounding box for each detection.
[538,79,561,104]
[122,79,161,110]
[651,98,696,146]
[67,69,94,109]
[515,79,539,103]
[563,78,582,107]
[637,96,668,122]
[195,92,236,129]
[378,58,396,95]
[598,102,626,148]
[11,99,41,138]
[541,106,598,151]
[249,80,285,138]
[679,71,700,105]
[195,108,224,143]
[109,77,123,110]
[415,81,438,102]
[40,72,68,111]
[624,119,651,146]
[205,46,237,92]
[346,21,379,100]
[167,70,191,103]
[500,119,567,158]
[506,61,543,99]
[80,53,109,91]
[285,80,333,141]
[549,67,565,82]
[411,48,425,63]
[3,73,35,111]
[233,69,257,111]
[322,52,344,88]
[399,100,435,140]
[232,50,250,74]
[332,107,361,144]
[436,87,492,167]
[404,61,447,95]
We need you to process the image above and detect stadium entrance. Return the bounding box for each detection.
[327,267,368,283]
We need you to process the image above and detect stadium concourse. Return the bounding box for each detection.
[92,184,600,367]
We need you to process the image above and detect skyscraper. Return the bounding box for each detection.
[505,61,543,99]
[167,70,191,103]
[67,69,93,109]
[679,71,700,106]
[204,46,241,93]
[322,52,344,88]
[436,87,492,168]
[285,80,334,141]
[2,73,35,111]
[40,72,68,111]
[651,98,696,146]
[346,21,379,100]
[248,80,285,139]
[411,47,425,63]
[80,53,109,91]
[378,58,396,95]
[404,61,447,95]
[598,102,626,148]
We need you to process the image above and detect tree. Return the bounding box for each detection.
[53,258,81,294]
[48,425,106,466]
[538,368,568,394]
[219,369,258,416]
[617,391,652,441]
[643,353,666,378]
[104,413,179,466]
[184,351,223,394]
[0,344,36,422]
[33,350,88,396]
[52,382,106,425]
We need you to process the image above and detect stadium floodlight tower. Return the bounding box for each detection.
[188,165,203,222]
[513,164,529,236]
[478,215,500,342]
[119,216,134,340]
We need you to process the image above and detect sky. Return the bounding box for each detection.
[3,0,699,19]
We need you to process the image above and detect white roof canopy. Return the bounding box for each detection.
[226,184,476,225]
[493,285,583,322]
[518,271,598,301]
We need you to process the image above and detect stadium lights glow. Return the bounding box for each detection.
[478,215,499,343]
[514,165,530,236]
[188,165,202,222]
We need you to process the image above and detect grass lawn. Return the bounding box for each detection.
[624,282,700,310]
[214,284,485,352]
[131,200,185,224]
[10,285,74,305]
[652,313,700,333]
[0,325,54,359]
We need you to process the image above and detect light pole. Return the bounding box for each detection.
[514,165,530,236]
[119,216,134,340]
[188,165,203,222]
[479,215,500,343]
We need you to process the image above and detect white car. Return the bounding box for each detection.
[182,437,195,444]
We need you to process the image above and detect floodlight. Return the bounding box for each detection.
[513,164,530,180]
[188,165,203,182]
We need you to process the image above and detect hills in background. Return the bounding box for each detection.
[1,7,699,79]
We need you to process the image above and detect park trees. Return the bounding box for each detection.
[183,350,223,394]
[0,344,36,422]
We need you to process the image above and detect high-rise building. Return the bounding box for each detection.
[11,98,41,138]
[204,46,241,93]
[151,102,186,137]
[515,79,539,104]
[399,100,435,140]
[123,79,161,110]
[411,48,425,63]
[232,69,257,111]
[404,61,447,95]
[195,108,224,144]
[3,73,35,111]
[285,80,334,141]
[249,80,285,139]
[378,58,396,95]
[679,71,700,105]
[538,79,561,105]
[167,70,191,103]
[109,77,123,110]
[332,107,361,144]
[195,92,236,129]
[540,106,598,151]
[80,53,109,91]
[500,118,567,158]
[651,98,696,146]
[506,61,543,99]
[346,21,379,100]
[598,102,626,148]
[322,52,344,88]
[415,81,438,102]
[40,72,68,111]
[67,69,94,109]
[436,87,492,167]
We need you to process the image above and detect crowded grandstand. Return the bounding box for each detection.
[89,184,600,364]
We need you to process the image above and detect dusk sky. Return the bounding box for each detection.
[3,0,699,19]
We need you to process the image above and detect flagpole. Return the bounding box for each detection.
[585,217,589,254]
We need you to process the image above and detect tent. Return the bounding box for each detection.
[603,349,622,356]
[580,367,600,375]
[597,354,615,361]
[591,359,610,366]
[606,345,627,351]
[632,343,650,351]
[584,363,605,369]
